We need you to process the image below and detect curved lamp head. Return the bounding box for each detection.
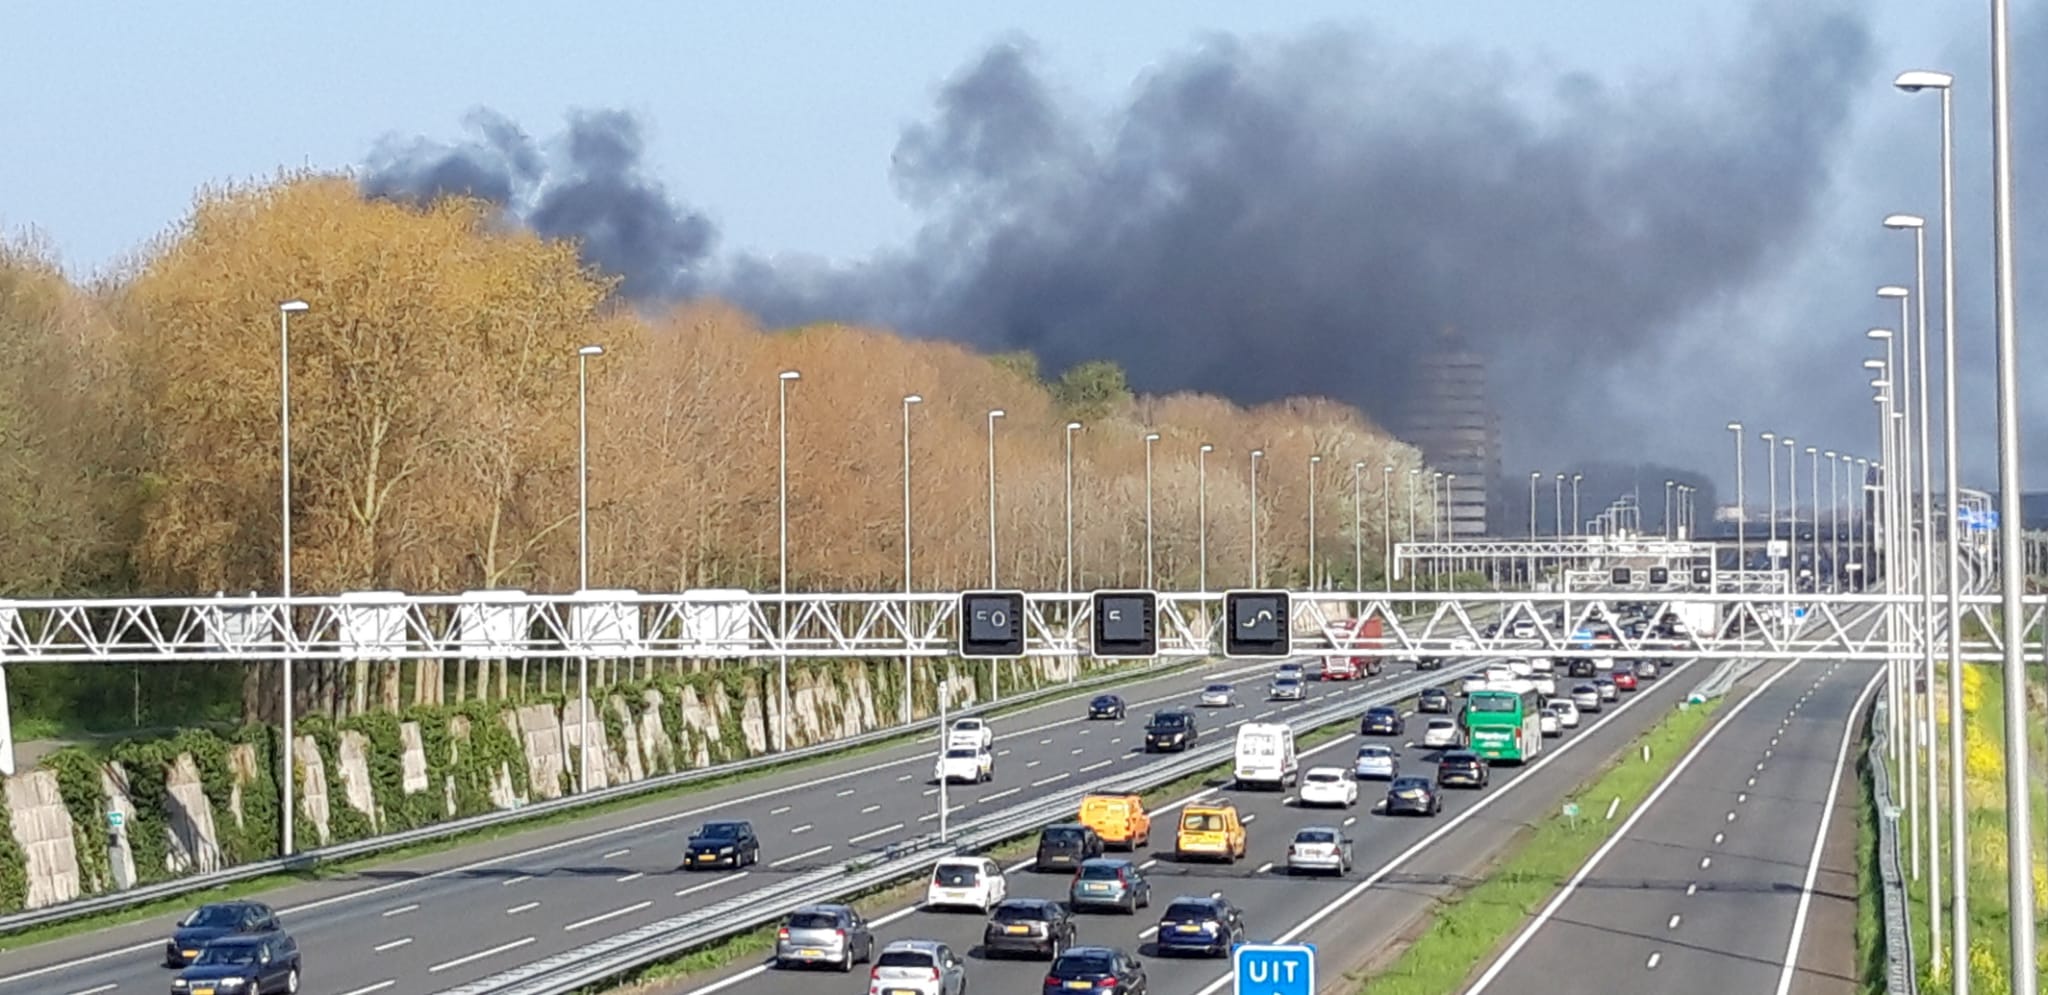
[1308,454,1320,463]
[579,345,605,357]
[904,394,923,404]
[1727,421,1743,432]
[1199,442,1213,453]
[778,369,800,380]
[988,408,1005,419]
[280,299,310,313]
[1867,327,1895,340]
[1877,286,1909,300]
[1066,420,1081,431]
[1882,213,1926,230]
[1864,358,1887,370]
[1894,70,1954,92]
[1145,432,1161,443]
[1251,449,1264,459]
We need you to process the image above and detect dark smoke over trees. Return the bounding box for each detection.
[359,2,1871,469]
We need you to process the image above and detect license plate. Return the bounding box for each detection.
[890,989,919,995]
[697,854,716,861]
[1086,882,1109,891]
[1177,924,1202,933]
[1067,983,1094,990]
[194,989,215,995]
[1006,924,1031,934]
[1400,791,1420,799]
[800,948,822,957]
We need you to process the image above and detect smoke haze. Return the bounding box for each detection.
[360,3,1878,487]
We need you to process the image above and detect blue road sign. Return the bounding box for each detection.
[1234,943,1315,995]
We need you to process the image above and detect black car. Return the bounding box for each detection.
[983,897,1076,959]
[1567,658,1599,678]
[1436,750,1490,789]
[1416,655,1446,671]
[1043,946,1148,995]
[1152,895,1245,957]
[1144,710,1198,752]
[1417,688,1451,713]
[165,900,279,967]
[1035,823,1105,871]
[683,819,760,869]
[1088,694,1127,720]
[1383,776,1442,816]
[172,932,301,994]
[1359,706,1404,736]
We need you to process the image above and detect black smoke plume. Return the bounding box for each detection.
[363,108,715,301]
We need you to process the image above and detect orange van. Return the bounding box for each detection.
[1174,801,1247,862]
[1077,793,1152,849]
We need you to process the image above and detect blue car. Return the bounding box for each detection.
[172,932,302,994]
[1088,694,1126,720]
[1152,896,1246,957]
[164,901,278,967]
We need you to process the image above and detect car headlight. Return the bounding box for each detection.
[719,846,735,854]
[170,981,188,990]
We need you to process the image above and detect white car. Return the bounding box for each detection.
[925,856,1006,913]
[1450,636,1478,652]
[1199,684,1235,707]
[1286,826,1354,876]
[1352,744,1398,780]
[1460,674,1488,696]
[1527,656,1555,673]
[1296,766,1358,807]
[1421,717,1462,750]
[947,717,993,751]
[1538,708,1562,737]
[1547,698,1581,728]
[1505,658,1533,678]
[934,747,992,784]
[1571,685,1602,712]
[1269,677,1306,701]
[1484,666,1514,683]
[867,940,967,995]
[1509,620,1538,639]
[1276,663,1305,680]
[1530,674,1557,697]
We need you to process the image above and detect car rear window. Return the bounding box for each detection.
[991,901,1049,923]
[1357,746,1391,757]
[944,747,978,759]
[787,911,840,929]
[878,950,937,968]
[1042,827,1082,843]
[1295,829,1337,843]
[1181,812,1225,831]
[1163,901,1216,921]
[1053,953,1117,976]
[933,864,980,887]
[1304,771,1341,783]
[1079,863,1125,880]
[1149,713,1188,728]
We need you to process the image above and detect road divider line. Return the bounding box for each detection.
[617,872,645,883]
[980,788,1021,804]
[1771,668,1883,995]
[564,900,655,932]
[374,937,412,952]
[770,845,834,868]
[675,873,744,898]
[382,904,417,917]
[506,901,539,914]
[500,874,532,887]
[428,936,536,973]
[848,823,905,845]
[336,983,395,995]
[602,848,631,859]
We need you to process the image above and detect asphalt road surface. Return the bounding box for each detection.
[0,656,1423,995]
[666,656,1713,995]
[1465,657,1882,995]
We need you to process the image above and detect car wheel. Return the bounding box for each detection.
[839,948,853,973]
[285,967,301,994]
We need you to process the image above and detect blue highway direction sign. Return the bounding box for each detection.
[1234,942,1315,995]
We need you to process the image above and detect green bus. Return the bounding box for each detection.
[1462,685,1544,764]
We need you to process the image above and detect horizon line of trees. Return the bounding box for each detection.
[0,175,1440,728]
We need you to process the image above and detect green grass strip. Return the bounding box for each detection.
[1347,695,1723,995]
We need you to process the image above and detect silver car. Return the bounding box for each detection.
[868,940,967,995]
[1286,826,1354,875]
[1352,744,1399,780]
[1068,858,1152,914]
[1269,677,1306,701]
[1199,684,1235,707]
[1420,717,1462,750]
[773,904,873,972]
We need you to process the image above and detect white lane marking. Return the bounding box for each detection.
[1110,738,1122,745]
[1647,952,1663,969]
[1140,859,1159,869]
[507,901,540,914]
[915,806,965,822]
[1772,669,1885,995]
[1256,861,1274,874]
[602,848,631,859]
[849,823,905,844]
[1713,832,1725,845]
[981,787,1022,804]
[1042,738,1054,745]
[1242,813,1257,823]
[1071,747,1085,755]
[1342,816,1357,827]
[338,983,395,995]
[1032,773,1071,787]
[501,874,532,886]
[1738,793,1749,804]
[1747,776,1757,787]
[1027,759,1043,768]
[1687,883,1698,897]
[1079,730,1090,736]
[861,804,882,814]
[675,873,745,898]
[1668,914,1682,929]
[771,845,834,868]
[790,824,814,834]
[1141,924,1160,938]
[564,899,654,931]
[997,749,1012,757]
[382,904,418,917]
[616,871,645,883]
[0,661,1274,987]
[428,936,536,972]
[836,788,856,797]
[1727,812,1737,823]
[1462,658,1804,993]
[770,805,792,815]
[922,788,938,797]
[374,937,412,952]
[1079,759,1113,773]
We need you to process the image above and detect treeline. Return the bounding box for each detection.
[0,176,1430,731]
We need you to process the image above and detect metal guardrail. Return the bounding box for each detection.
[438,659,1487,995]
[1867,692,1918,995]
[0,653,1211,935]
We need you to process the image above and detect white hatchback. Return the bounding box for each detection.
[1296,766,1358,808]
[1539,708,1561,737]
[925,857,1006,913]
[1546,698,1581,728]
[1421,717,1462,750]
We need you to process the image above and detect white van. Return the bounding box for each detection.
[1233,723,1298,790]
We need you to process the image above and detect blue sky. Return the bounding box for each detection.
[4,0,2031,492]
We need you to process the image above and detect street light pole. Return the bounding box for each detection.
[575,344,607,792]
[1826,452,1841,593]
[1784,437,1798,594]
[1760,431,1777,575]
[1351,461,1364,593]
[1249,450,1265,586]
[1197,444,1212,592]
[776,369,800,753]
[985,408,1005,698]
[902,393,921,724]
[1308,455,1322,588]
[1552,474,1563,537]
[1144,432,1160,589]
[1664,480,1675,539]
[1807,447,1820,593]
[1065,422,1080,593]
[1729,423,1745,581]
[1381,465,1393,591]
[1406,468,1418,591]
[1571,474,1582,537]
[276,299,308,856]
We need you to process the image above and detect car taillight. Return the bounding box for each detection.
[1117,868,1129,883]
[927,968,940,981]
[870,966,881,979]
[834,928,846,938]
[777,927,789,939]
[1046,976,1061,987]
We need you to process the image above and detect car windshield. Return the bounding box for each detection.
[1149,714,1187,728]
[991,901,1050,923]
[1575,685,1597,694]
[1093,696,1118,706]
[944,748,978,759]
[933,864,980,887]
[1079,863,1125,880]
[1053,953,1118,977]
[1275,679,1299,688]
[1304,771,1342,783]
[954,720,982,730]
[787,911,841,929]
[1392,778,1429,790]
[1444,753,1478,765]
[1357,746,1391,758]
[1428,719,1454,728]
[877,950,937,969]
[1163,901,1218,921]
[1368,707,1395,716]
[195,944,259,966]
[1205,684,1231,693]
[696,822,743,840]
[181,905,245,928]
[1295,829,1337,844]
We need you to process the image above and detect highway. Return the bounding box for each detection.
[1465,656,1883,995]
[0,656,1420,995]
[666,654,1713,995]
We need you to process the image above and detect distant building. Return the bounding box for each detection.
[1396,328,1500,539]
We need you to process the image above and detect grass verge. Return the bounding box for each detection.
[0,657,1196,953]
[1854,722,1885,995]
[1343,694,1724,995]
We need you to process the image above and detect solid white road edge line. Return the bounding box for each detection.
[1461,657,1804,993]
[1184,656,1710,995]
[1770,668,1883,995]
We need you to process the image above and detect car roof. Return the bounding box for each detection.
[1303,765,1347,775]
[1367,704,1398,713]
[881,938,945,954]
[1421,686,1447,693]
[1356,743,1393,753]
[995,896,1060,910]
[934,855,985,866]
[1293,824,1342,836]
[1078,856,1131,868]
[1427,717,1456,725]
[205,935,269,949]
[1205,683,1232,689]
[1165,895,1225,908]
[1442,750,1480,761]
[1060,945,1123,958]
[792,903,853,916]
[1391,775,1432,786]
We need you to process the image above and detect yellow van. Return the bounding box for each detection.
[1174,802,1247,862]
[1077,794,1152,849]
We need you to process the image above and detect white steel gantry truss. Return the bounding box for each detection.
[0,589,2037,665]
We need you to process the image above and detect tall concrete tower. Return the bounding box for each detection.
[1396,327,1500,538]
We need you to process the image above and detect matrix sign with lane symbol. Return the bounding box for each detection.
[1090,590,1158,659]
[1233,942,1315,995]
[1223,590,1291,658]
[957,590,1026,658]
